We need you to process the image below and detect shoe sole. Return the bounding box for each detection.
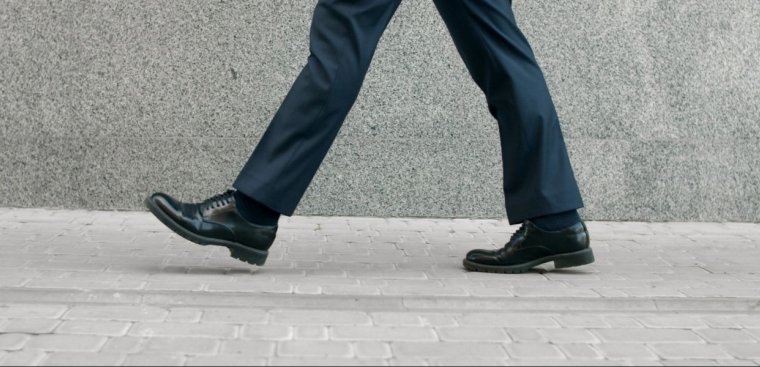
[462,248,595,274]
[144,197,269,266]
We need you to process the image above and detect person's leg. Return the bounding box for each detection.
[432,0,584,226]
[233,0,402,216]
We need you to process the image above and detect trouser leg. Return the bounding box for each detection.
[233,0,402,216]
[432,0,584,225]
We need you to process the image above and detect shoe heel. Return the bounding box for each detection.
[229,247,268,266]
[554,248,595,269]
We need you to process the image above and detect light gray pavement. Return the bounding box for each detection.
[1,208,759,366]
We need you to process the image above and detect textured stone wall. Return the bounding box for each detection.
[2,1,759,221]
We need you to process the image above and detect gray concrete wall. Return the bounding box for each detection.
[2,0,759,221]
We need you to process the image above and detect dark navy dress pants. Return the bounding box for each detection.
[233,0,584,225]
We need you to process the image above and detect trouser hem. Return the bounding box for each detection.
[506,189,585,225]
[232,173,296,217]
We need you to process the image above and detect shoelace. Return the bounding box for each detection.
[497,222,528,254]
[201,189,236,211]
[508,222,528,243]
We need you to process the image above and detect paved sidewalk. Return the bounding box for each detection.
[1,208,759,366]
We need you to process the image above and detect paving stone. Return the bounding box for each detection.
[392,342,507,359]
[420,314,458,328]
[618,288,688,298]
[457,314,559,328]
[5,211,760,364]
[661,359,720,366]
[331,326,436,342]
[271,310,372,326]
[294,326,328,340]
[595,343,660,360]
[277,341,353,358]
[100,337,144,354]
[241,325,293,341]
[553,315,611,329]
[143,337,220,356]
[504,359,612,366]
[128,322,237,338]
[505,343,565,360]
[122,353,185,366]
[387,358,428,366]
[26,261,108,272]
[511,287,601,298]
[24,335,107,352]
[650,343,733,360]
[54,320,131,336]
[0,319,60,334]
[428,357,510,366]
[186,355,268,366]
[436,327,510,342]
[206,282,293,294]
[0,351,47,366]
[201,309,268,324]
[538,328,599,344]
[63,305,167,322]
[730,315,760,329]
[714,360,758,366]
[354,342,392,359]
[604,316,644,329]
[294,284,322,295]
[638,315,708,329]
[322,286,383,296]
[593,328,704,343]
[219,340,276,356]
[701,316,743,329]
[696,329,757,343]
[165,308,203,323]
[0,304,67,319]
[558,344,604,360]
[39,352,125,366]
[268,357,388,366]
[380,284,469,297]
[0,334,30,351]
[348,270,428,280]
[370,313,423,326]
[0,277,30,287]
[506,328,547,343]
[24,278,145,291]
[144,281,205,292]
[719,343,760,359]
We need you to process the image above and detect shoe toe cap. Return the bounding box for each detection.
[465,249,497,263]
[147,192,183,217]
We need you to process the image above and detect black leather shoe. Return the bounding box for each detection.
[463,220,594,273]
[144,189,277,266]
